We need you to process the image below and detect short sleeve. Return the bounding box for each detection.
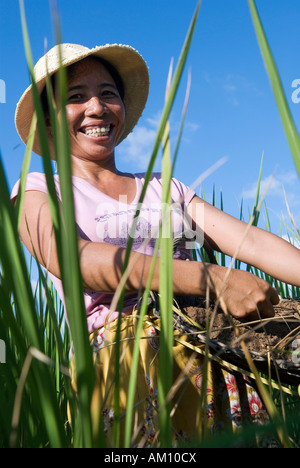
[170,177,195,207]
[10,172,60,202]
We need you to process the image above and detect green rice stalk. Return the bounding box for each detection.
[214,182,294,447]
[246,153,263,271]
[158,121,174,447]
[123,70,192,446]
[121,0,202,276]
[47,12,96,446]
[19,1,61,236]
[250,152,264,227]
[123,242,161,447]
[0,151,67,447]
[197,293,210,441]
[219,190,226,266]
[248,0,300,177]
[19,0,96,447]
[158,71,193,445]
[113,0,202,447]
[15,113,35,229]
[33,254,69,368]
[171,68,192,175]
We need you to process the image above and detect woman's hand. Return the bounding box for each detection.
[207,265,280,320]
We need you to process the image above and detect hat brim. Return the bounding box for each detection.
[15,44,149,157]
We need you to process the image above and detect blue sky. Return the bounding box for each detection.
[0,0,300,238]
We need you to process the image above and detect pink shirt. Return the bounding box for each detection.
[11,172,195,332]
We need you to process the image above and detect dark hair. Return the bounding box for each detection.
[40,55,125,116]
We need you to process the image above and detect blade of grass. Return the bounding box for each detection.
[49,3,96,446]
[0,151,67,447]
[158,115,174,448]
[246,152,264,271]
[171,67,192,182]
[251,152,264,227]
[220,190,226,266]
[209,173,294,447]
[114,0,202,446]
[157,69,194,446]
[121,0,202,277]
[123,241,161,447]
[19,0,62,245]
[248,0,300,177]
[15,112,35,229]
[19,0,95,447]
[123,73,193,445]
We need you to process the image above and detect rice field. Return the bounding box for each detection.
[0,0,299,448]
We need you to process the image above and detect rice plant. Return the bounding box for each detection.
[0,0,299,448]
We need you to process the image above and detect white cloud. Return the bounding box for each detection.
[145,111,162,129]
[118,111,200,171]
[223,83,237,93]
[220,73,263,107]
[240,170,300,232]
[119,125,158,170]
[242,171,298,200]
[183,121,201,133]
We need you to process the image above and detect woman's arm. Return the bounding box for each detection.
[19,190,279,320]
[187,195,300,287]
[18,190,205,294]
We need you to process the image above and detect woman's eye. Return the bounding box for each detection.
[67,93,84,102]
[102,89,119,98]
[67,89,119,103]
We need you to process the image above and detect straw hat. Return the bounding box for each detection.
[15,43,150,156]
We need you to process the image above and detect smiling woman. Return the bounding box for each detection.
[11,41,300,447]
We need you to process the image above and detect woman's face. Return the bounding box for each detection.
[61,57,125,163]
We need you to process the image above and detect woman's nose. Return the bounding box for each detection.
[85,96,107,116]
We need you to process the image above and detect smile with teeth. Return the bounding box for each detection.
[84,126,111,137]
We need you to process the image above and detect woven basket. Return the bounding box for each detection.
[147,290,300,388]
[168,236,300,387]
